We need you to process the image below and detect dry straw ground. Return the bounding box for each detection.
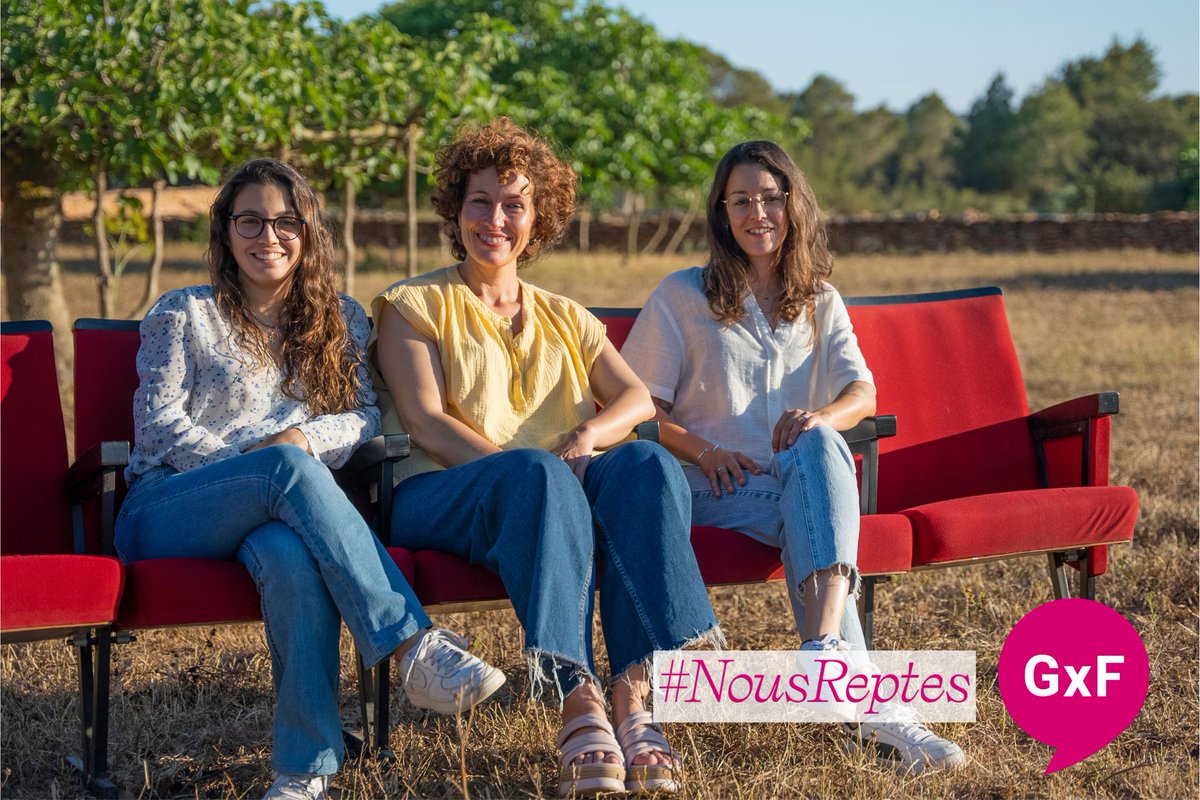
[2,248,1197,798]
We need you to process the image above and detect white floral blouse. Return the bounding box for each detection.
[125,285,380,481]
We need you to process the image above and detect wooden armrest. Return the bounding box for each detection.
[1028,393,1119,438]
[634,421,660,443]
[65,441,130,504]
[840,415,897,447]
[335,434,410,489]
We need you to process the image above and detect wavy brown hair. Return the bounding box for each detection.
[206,158,361,415]
[431,117,577,266]
[703,140,833,326]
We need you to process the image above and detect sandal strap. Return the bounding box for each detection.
[557,711,624,766]
[616,710,677,762]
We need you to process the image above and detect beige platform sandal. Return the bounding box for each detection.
[557,712,627,797]
[616,711,679,794]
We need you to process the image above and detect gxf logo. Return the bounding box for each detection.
[1023,654,1124,697]
[998,599,1148,773]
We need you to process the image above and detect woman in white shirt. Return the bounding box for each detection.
[116,159,503,800]
[622,140,964,775]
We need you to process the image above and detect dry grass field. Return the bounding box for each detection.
[2,247,1197,798]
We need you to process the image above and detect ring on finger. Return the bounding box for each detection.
[716,466,728,471]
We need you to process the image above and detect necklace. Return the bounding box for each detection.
[248,308,282,331]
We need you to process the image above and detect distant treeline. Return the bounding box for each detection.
[3,0,1196,328]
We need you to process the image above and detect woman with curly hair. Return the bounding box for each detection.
[116,159,504,800]
[371,118,719,797]
[622,140,965,775]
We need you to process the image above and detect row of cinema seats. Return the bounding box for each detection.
[0,286,1139,794]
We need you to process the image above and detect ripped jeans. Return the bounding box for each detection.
[390,442,720,701]
[688,424,866,649]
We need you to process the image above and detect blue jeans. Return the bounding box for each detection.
[688,425,866,649]
[390,441,719,699]
[114,445,431,776]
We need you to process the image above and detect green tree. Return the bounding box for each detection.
[1057,36,1197,211]
[893,93,961,198]
[957,74,1018,193]
[1011,81,1093,210]
[2,0,267,324]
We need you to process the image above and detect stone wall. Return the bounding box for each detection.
[59,210,1198,253]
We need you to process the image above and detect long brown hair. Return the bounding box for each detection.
[431,117,577,267]
[206,158,361,415]
[703,140,833,325]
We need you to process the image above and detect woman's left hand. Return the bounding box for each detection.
[551,425,597,483]
[771,409,830,453]
[246,427,313,455]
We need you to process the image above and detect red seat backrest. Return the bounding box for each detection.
[72,320,142,456]
[846,289,1029,450]
[1,322,73,555]
[846,288,1040,510]
[591,308,639,351]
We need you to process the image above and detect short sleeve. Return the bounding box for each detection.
[575,305,607,371]
[820,290,874,398]
[373,280,440,342]
[621,283,686,405]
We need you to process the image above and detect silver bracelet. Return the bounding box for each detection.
[695,443,721,463]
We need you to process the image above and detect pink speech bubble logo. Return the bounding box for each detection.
[998,598,1148,774]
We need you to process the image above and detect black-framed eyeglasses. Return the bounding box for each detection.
[227,213,307,241]
[721,192,789,216]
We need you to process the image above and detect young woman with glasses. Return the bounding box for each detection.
[116,158,504,800]
[622,141,965,776]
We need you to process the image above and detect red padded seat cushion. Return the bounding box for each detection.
[902,486,1138,567]
[117,558,261,628]
[411,550,508,606]
[409,515,914,608]
[0,554,124,633]
[691,514,912,584]
[385,547,416,585]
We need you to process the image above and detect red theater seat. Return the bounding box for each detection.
[845,288,1137,595]
[2,321,125,797]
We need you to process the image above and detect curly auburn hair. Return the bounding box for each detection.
[703,140,834,326]
[206,158,362,415]
[431,117,577,266]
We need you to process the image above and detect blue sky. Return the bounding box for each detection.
[321,0,1199,113]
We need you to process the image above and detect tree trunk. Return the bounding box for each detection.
[93,164,117,318]
[135,179,166,318]
[625,192,641,262]
[663,192,701,257]
[578,202,591,252]
[342,178,357,297]
[406,124,422,278]
[1,146,73,384]
[640,205,671,255]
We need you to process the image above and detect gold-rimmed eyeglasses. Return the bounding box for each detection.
[721,192,788,217]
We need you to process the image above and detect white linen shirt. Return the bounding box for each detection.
[126,285,380,481]
[621,267,873,468]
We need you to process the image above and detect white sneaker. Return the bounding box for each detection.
[398,628,506,715]
[845,704,966,775]
[263,772,328,800]
[799,634,863,722]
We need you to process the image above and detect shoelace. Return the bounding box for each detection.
[868,704,936,742]
[402,629,473,685]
